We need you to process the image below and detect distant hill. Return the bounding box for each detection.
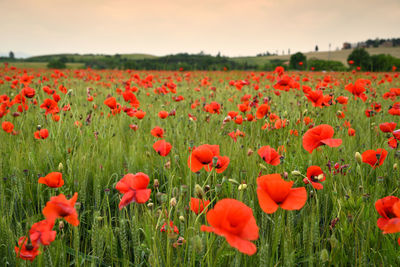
[232,47,400,66]
[26,53,157,62]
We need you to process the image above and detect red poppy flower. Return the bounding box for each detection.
[104,97,117,109]
[34,129,49,139]
[302,124,342,153]
[153,140,172,156]
[38,172,64,188]
[361,148,387,169]
[381,201,400,234]
[161,221,179,234]
[201,198,259,255]
[42,193,79,226]
[336,96,348,105]
[204,155,230,173]
[303,166,326,190]
[187,144,220,172]
[190,198,210,214]
[158,110,169,119]
[14,236,40,262]
[257,174,307,214]
[135,110,146,119]
[2,121,14,133]
[305,90,324,108]
[29,220,56,246]
[22,87,36,98]
[379,122,397,133]
[375,196,400,231]
[151,126,164,138]
[258,146,280,166]
[115,173,151,209]
[40,98,59,115]
[256,104,270,119]
[348,128,356,136]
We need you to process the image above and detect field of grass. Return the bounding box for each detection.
[9,62,85,69]
[1,66,400,266]
[233,47,400,66]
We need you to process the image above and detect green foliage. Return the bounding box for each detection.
[370,54,400,72]
[308,59,346,71]
[47,59,66,69]
[347,48,371,70]
[289,52,306,70]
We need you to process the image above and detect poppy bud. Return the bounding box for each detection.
[195,184,204,199]
[164,160,171,169]
[247,148,253,156]
[147,202,154,208]
[355,152,362,164]
[303,109,308,115]
[238,183,247,190]
[228,178,239,184]
[59,221,65,230]
[170,197,177,207]
[394,163,398,170]
[291,170,302,176]
[320,249,329,262]
[153,179,159,189]
[37,125,41,130]
[283,172,288,179]
[58,162,63,171]
[204,185,211,193]
[212,156,218,167]
[179,215,185,222]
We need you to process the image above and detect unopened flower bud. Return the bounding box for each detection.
[59,221,65,230]
[394,163,398,170]
[170,197,177,207]
[355,152,362,164]
[153,179,159,189]
[195,184,204,199]
[291,170,302,176]
[247,148,253,156]
[179,216,185,222]
[58,162,63,171]
[238,183,247,190]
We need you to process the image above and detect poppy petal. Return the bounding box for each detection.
[280,187,307,210]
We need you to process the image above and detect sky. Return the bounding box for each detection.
[0,0,399,58]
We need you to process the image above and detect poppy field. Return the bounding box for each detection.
[1,64,400,266]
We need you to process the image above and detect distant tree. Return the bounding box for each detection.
[315,45,319,52]
[289,52,306,70]
[347,48,371,70]
[9,51,15,59]
[47,59,66,69]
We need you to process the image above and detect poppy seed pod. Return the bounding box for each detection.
[355,152,362,164]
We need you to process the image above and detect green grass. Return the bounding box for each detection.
[0,68,400,266]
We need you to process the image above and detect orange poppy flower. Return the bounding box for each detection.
[42,193,79,226]
[190,198,210,214]
[29,219,56,246]
[115,173,151,209]
[302,124,342,153]
[201,198,259,255]
[2,121,14,133]
[361,148,387,169]
[34,129,49,139]
[257,174,307,214]
[153,140,172,156]
[187,144,220,172]
[303,166,325,190]
[14,236,40,262]
[258,146,280,166]
[38,172,64,188]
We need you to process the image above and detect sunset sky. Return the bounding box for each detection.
[1,0,399,57]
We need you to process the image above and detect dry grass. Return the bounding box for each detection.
[233,47,400,66]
